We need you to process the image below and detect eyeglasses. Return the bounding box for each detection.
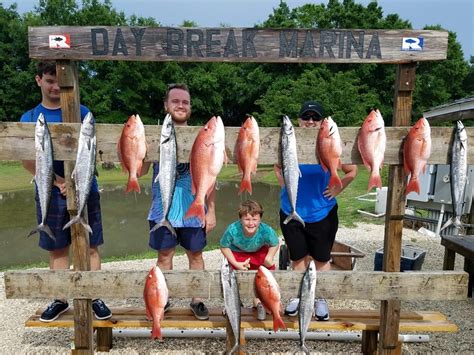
[300,111,322,121]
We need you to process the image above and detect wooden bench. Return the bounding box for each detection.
[442,234,474,297]
[25,306,458,352]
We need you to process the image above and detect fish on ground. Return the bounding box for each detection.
[185,116,227,224]
[235,115,260,195]
[441,120,470,231]
[254,265,286,332]
[297,260,317,354]
[144,265,169,340]
[317,116,343,190]
[117,114,147,193]
[151,113,177,236]
[62,113,97,233]
[221,257,242,354]
[357,109,386,192]
[28,113,55,241]
[403,117,431,195]
[279,115,304,226]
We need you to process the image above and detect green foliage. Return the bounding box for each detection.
[0,0,471,126]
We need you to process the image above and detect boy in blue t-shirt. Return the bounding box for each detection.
[220,200,280,320]
[20,61,111,322]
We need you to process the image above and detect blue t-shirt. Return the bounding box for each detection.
[20,104,98,192]
[220,221,279,252]
[148,162,202,228]
[280,164,336,223]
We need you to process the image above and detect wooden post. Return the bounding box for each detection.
[56,60,93,354]
[378,62,416,354]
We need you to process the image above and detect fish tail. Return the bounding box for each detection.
[38,223,56,242]
[368,172,382,192]
[63,215,80,230]
[150,321,162,340]
[184,200,205,223]
[283,212,305,227]
[328,174,343,189]
[405,177,420,195]
[152,219,177,237]
[239,174,252,195]
[126,176,141,193]
[300,343,310,355]
[440,218,453,232]
[273,315,287,332]
[80,218,93,234]
[229,343,240,355]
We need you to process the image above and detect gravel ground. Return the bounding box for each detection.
[1,223,473,354]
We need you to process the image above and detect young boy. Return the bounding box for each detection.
[220,200,280,320]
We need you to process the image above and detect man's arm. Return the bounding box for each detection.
[263,244,280,268]
[22,160,67,195]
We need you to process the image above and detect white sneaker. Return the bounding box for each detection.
[315,298,329,321]
[285,298,299,316]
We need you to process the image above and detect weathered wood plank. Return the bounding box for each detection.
[1,123,473,164]
[24,308,458,333]
[28,27,448,63]
[4,270,468,301]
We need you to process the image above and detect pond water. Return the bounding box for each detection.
[0,181,281,269]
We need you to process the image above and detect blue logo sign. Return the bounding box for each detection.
[401,37,424,51]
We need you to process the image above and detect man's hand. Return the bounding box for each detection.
[53,175,67,196]
[273,164,284,187]
[205,211,216,233]
[323,185,342,200]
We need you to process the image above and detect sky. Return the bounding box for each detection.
[3,0,473,60]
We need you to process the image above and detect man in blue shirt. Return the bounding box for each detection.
[275,101,357,321]
[20,61,111,322]
[140,83,216,320]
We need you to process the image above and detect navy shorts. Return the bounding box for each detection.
[148,220,206,252]
[35,188,104,251]
[280,204,338,262]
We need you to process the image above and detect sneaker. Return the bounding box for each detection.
[39,299,70,322]
[256,303,266,321]
[190,301,209,320]
[284,298,299,316]
[164,300,171,313]
[315,298,330,321]
[92,299,112,320]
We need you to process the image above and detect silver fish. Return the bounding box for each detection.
[63,113,96,233]
[297,260,317,354]
[221,257,242,355]
[279,115,304,226]
[441,120,470,231]
[28,113,55,241]
[151,114,177,236]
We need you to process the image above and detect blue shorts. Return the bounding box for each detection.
[148,220,206,252]
[35,188,104,251]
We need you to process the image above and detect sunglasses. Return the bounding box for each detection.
[301,111,322,121]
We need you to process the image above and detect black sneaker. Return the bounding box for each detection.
[190,301,209,320]
[164,301,171,313]
[92,299,112,320]
[39,299,70,322]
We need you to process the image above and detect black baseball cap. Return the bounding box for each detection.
[299,100,324,120]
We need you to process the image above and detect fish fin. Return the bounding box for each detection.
[368,172,382,192]
[153,219,177,237]
[86,137,92,151]
[405,176,420,195]
[273,315,286,332]
[63,215,80,230]
[126,176,141,193]
[37,223,56,242]
[136,160,143,178]
[239,173,252,195]
[94,167,99,177]
[30,176,35,184]
[145,306,152,320]
[320,161,328,172]
[328,174,343,189]
[184,200,205,223]
[283,212,305,227]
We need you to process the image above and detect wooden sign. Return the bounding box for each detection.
[29,26,448,63]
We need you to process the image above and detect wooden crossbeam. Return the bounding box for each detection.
[1,123,473,164]
[4,270,468,301]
